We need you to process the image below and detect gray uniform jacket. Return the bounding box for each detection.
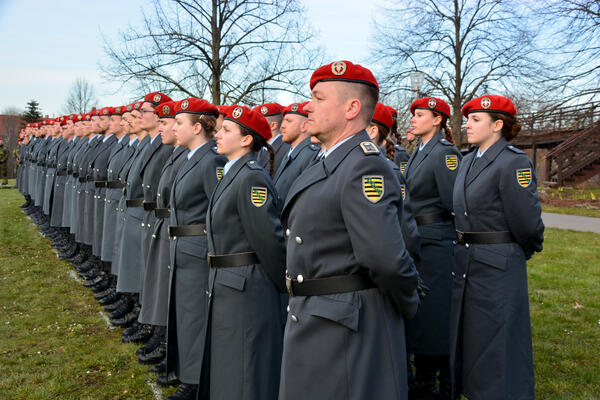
[50,138,73,227]
[116,135,150,293]
[165,142,225,383]
[404,131,462,355]
[79,136,103,245]
[258,134,291,173]
[42,137,61,215]
[65,137,88,231]
[74,137,101,241]
[204,151,286,400]
[279,130,419,400]
[273,137,319,203]
[141,145,188,326]
[450,138,544,400]
[100,137,130,262]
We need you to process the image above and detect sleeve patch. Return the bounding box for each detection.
[445,155,458,170]
[251,186,267,207]
[362,175,384,203]
[216,167,224,180]
[516,168,532,187]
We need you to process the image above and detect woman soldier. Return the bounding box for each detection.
[368,102,421,263]
[204,105,286,400]
[164,98,226,400]
[450,95,544,400]
[404,97,462,399]
[384,104,410,168]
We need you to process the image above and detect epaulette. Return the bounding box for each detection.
[211,145,219,154]
[359,141,380,155]
[439,138,453,146]
[394,144,404,150]
[309,143,320,151]
[507,145,524,154]
[247,160,262,170]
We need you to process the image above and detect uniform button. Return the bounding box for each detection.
[297,274,304,283]
[465,243,470,248]
[286,305,290,312]
[157,193,161,197]
[295,236,302,245]
[146,185,150,189]
[452,240,457,245]
[173,236,177,240]
[152,234,156,239]
[141,222,145,227]
[285,229,290,237]
[462,274,467,279]
[206,291,212,298]
[291,315,298,323]
[464,211,468,216]
[167,265,171,270]
[451,272,456,277]
[203,228,207,234]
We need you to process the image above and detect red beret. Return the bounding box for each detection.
[110,106,125,116]
[384,104,398,120]
[144,92,173,106]
[155,101,177,118]
[253,103,282,117]
[410,97,451,119]
[174,98,219,118]
[59,116,67,126]
[462,95,516,117]
[310,60,379,91]
[98,107,111,117]
[372,102,393,131]
[84,113,93,121]
[218,105,234,117]
[90,109,100,117]
[225,105,272,141]
[283,101,309,117]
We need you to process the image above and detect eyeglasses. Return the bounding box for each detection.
[140,110,155,114]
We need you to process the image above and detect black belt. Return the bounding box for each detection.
[94,181,107,188]
[78,177,86,183]
[286,273,376,297]
[456,230,515,245]
[106,181,125,189]
[86,176,94,182]
[56,171,68,176]
[207,251,259,268]
[155,208,171,219]
[72,172,79,178]
[415,210,454,226]
[126,198,144,207]
[143,201,157,211]
[168,224,207,237]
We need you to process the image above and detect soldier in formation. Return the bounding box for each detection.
[17,60,543,400]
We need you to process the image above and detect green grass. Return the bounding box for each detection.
[1,189,599,399]
[543,205,600,218]
[0,188,175,399]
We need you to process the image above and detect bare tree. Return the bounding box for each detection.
[539,0,600,102]
[372,0,544,146]
[63,78,98,114]
[101,0,322,105]
[2,106,22,116]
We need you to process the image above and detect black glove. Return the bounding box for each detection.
[416,275,430,301]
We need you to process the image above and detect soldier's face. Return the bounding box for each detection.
[108,115,122,134]
[305,82,348,143]
[129,111,143,134]
[410,110,440,136]
[173,114,195,147]
[159,118,176,145]
[90,116,101,133]
[280,114,302,144]
[99,115,110,131]
[140,102,159,131]
[465,112,503,146]
[215,120,250,159]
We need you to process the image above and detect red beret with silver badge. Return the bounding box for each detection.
[461,95,517,117]
[372,102,393,131]
[144,92,173,106]
[225,105,272,141]
[310,60,379,91]
[155,101,177,118]
[98,107,111,117]
[109,106,125,116]
[410,97,451,119]
[253,103,283,117]
[283,101,309,118]
[174,98,219,118]
[384,104,398,120]
[217,105,234,117]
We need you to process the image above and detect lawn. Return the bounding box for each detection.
[1,188,599,399]
[539,186,600,218]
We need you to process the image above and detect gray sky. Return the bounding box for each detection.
[0,0,380,117]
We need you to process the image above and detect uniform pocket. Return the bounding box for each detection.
[472,246,508,271]
[177,237,207,258]
[215,269,246,291]
[307,292,360,331]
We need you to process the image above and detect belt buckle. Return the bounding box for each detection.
[285,273,295,297]
[207,254,214,268]
[456,230,465,244]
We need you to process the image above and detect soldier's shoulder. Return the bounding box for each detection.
[358,141,381,156]
[506,145,524,154]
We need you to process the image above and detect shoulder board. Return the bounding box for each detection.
[439,138,453,146]
[210,146,219,154]
[359,141,380,155]
[309,143,320,151]
[507,145,524,154]
[246,160,262,170]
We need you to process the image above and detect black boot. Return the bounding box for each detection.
[108,298,133,319]
[94,286,114,300]
[99,290,120,305]
[123,323,153,344]
[136,326,165,355]
[150,357,167,374]
[105,295,129,312]
[112,306,139,328]
[83,272,105,287]
[410,354,438,400]
[166,383,198,400]
[156,372,180,388]
[138,339,166,364]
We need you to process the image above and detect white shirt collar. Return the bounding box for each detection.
[150,133,160,144]
[323,135,355,158]
[419,136,433,151]
[103,133,114,143]
[223,156,242,175]
[187,141,208,159]
[129,137,138,146]
[268,133,281,145]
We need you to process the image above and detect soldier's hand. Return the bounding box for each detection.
[417,275,430,301]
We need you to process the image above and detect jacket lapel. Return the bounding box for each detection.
[406,132,442,178]
[465,138,508,187]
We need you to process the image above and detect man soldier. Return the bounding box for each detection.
[279,61,421,400]
[273,101,319,203]
[253,102,290,172]
[13,138,21,181]
[0,136,9,185]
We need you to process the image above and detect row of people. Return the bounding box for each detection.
[16,59,544,400]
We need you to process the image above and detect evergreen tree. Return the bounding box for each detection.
[22,100,42,124]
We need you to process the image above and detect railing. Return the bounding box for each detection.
[519,102,600,137]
